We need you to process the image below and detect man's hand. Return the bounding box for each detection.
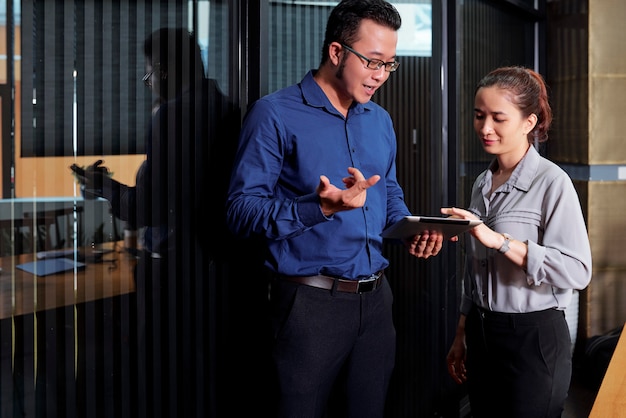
[71,160,110,199]
[84,160,109,190]
[317,167,380,216]
[403,230,444,258]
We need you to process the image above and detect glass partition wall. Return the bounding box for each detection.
[0,1,236,416]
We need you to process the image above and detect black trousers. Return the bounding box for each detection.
[134,252,170,417]
[270,276,396,418]
[134,251,185,418]
[465,306,572,418]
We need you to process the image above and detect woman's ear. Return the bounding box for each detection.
[526,113,538,133]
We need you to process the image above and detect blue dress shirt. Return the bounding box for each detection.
[226,70,410,279]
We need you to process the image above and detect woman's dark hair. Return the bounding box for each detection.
[320,0,401,65]
[476,66,553,143]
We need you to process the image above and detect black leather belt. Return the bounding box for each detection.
[279,270,384,294]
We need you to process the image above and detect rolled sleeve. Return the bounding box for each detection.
[525,240,546,285]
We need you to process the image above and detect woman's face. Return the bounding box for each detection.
[473,86,537,160]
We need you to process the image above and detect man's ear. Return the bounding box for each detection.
[328,42,343,67]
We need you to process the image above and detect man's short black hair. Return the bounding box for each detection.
[320,0,401,65]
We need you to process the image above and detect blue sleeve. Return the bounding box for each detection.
[382,116,411,227]
[225,99,329,240]
[385,151,411,226]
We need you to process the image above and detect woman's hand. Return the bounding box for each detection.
[441,207,503,250]
[447,317,468,384]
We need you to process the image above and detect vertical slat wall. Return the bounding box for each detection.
[378,56,455,417]
[459,0,536,206]
[2,1,238,417]
[19,0,223,158]
[268,1,331,95]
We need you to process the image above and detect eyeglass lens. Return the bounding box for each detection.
[366,60,399,72]
[341,44,399,72]
[142,70,153,86]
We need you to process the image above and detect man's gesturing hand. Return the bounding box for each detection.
[317,167,380,217]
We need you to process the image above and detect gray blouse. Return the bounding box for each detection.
[460,145,592,315]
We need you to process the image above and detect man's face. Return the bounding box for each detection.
[335,19,398,104]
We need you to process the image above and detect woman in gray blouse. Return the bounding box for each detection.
[443,66,592,418]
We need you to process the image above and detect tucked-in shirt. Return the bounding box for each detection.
[460,145,592,314]
[226,70,410,280]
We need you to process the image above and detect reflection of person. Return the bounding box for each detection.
[443,66,592,418]
[82,27,237,262]
[78,27,239,415]
[226,1,443,416]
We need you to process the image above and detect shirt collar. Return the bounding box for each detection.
[300,70,368,116]
[482,145,540,192]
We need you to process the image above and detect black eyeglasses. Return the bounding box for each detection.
[341,44,399,72]
[142,63,160,87]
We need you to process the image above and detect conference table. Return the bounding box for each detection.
[589,323,626,417]
[0,242,136,320]
[0,243,138,417]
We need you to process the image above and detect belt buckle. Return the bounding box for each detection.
[357,276,378,293]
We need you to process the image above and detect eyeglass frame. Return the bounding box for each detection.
[142,63,161,87]
[340,44,399,72]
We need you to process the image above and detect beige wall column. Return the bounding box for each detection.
[548,0,626,340]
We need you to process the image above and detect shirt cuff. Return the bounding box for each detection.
[296,193,332,227]
[524,239,546,286]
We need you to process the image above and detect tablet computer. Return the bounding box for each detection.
[381,216,482,239]
[17,258,86,276]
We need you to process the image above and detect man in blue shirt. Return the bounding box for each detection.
[226,1,443,416]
